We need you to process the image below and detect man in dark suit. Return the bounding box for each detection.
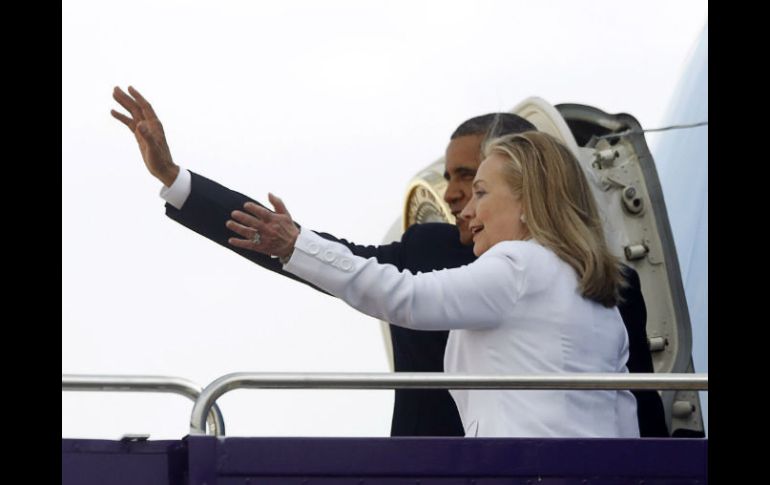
[112,86,668,437]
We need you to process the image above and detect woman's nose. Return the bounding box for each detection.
[459,199,475,220]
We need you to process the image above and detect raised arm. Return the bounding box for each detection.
[110,86,313,287]
[227,200,537,330]
[111,86,407,294]
[290,229,529,330]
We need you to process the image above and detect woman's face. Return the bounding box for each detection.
[459,153,529,256]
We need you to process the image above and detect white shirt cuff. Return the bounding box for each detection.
[160,168,192,210]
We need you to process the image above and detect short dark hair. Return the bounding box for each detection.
[450,113,537,140]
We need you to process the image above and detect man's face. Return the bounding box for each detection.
[443,134,485,245]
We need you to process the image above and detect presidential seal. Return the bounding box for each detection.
[402,168,454,230]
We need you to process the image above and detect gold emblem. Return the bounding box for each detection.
[402,169,455,231]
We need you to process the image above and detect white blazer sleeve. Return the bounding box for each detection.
[283,228,551,330]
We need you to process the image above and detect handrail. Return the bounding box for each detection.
[62,374,225,436]
[189,372,707,435]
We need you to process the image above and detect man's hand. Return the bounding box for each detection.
[111,86,180,187]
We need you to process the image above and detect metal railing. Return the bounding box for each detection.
[189,372,707,435]
[62,374,225,436]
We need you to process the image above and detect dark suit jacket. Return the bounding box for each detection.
[166,171,668,437]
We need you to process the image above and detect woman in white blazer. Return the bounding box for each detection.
[226,131,640,438]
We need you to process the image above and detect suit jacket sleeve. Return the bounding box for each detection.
[284,229,552,330]
[164,171,408,292]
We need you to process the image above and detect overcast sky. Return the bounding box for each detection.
[63,0,708,439]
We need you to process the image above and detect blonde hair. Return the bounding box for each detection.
[484,131,623,307]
